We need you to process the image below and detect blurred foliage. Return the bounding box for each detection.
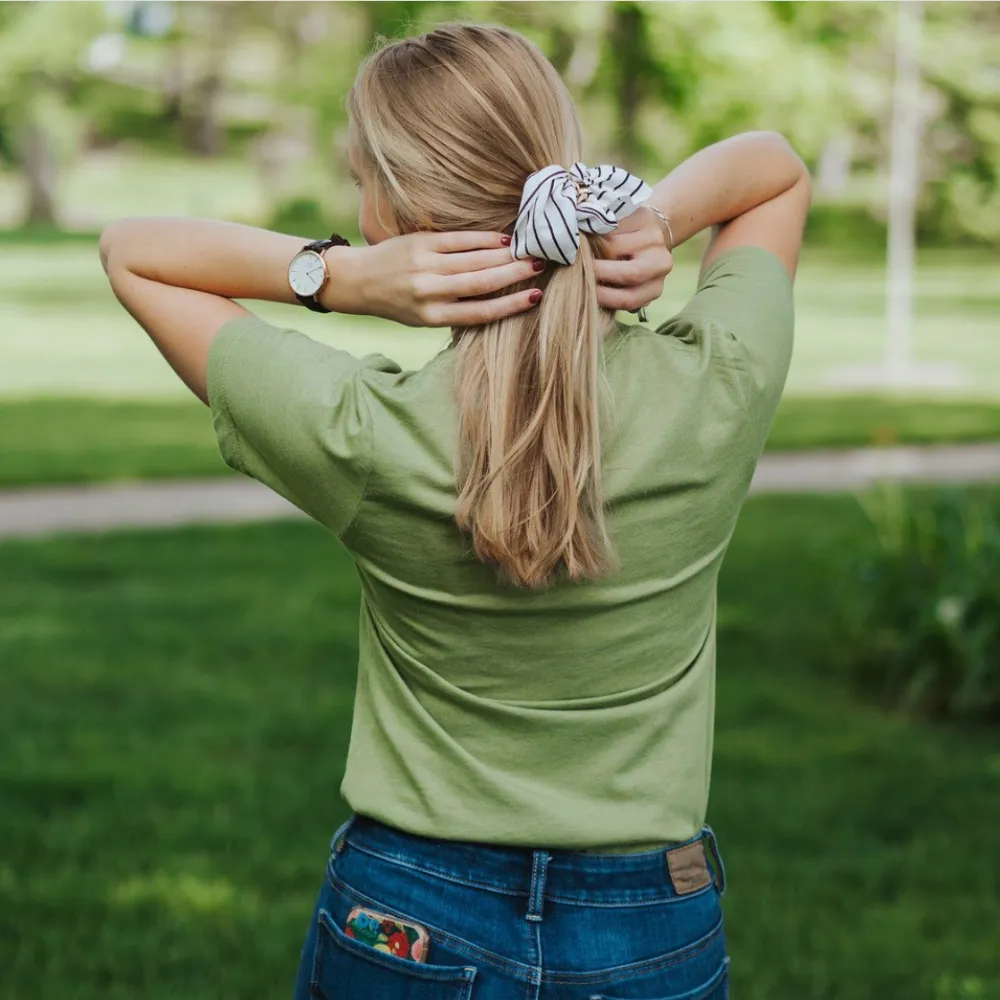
[837,487,1000,721]
[0,1,997,242]
[0,1,107,223]
[266,195,332,237]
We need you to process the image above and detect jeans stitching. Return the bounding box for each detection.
[341,836,529,899]
[326,857,724,987]
[325,861,530,978]
[338,837,713,907]
[588,951,729,1000]
[701,827,727,897]
[544,880,715,907]
[544,915,725,986]
[316,908,477,982]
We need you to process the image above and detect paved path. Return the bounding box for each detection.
[3,442,1000,539]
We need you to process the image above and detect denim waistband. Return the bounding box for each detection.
[330,813,726,900]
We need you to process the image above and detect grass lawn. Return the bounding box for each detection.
[1,496,997,999]
[4,233,1000,488]
[5,394,1000,488]
[2,235,999,400]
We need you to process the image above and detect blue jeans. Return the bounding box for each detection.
[294,813,730,1000]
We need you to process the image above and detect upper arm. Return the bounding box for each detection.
[700,167,812,282]
[207,317,379,537]
[671,246,795,440]
[102,247,251,405]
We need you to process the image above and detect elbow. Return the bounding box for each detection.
[759,129,797,152]
[98,227,111,274]
[98,220,123,275]
[765,131,811,184]
[98,217,139,276]
[748,131,811,198]
[735,130,811,189]
[797,164,813,203]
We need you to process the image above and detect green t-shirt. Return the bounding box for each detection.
[207,245,794,852]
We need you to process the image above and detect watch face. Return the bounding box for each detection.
[288,250,327,296]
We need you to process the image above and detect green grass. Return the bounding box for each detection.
[1,496,997,999]
[0,152,266,232]
[764,395,1000,451]
[0,150,341,234]
[2,234,999,399]
[0,398,229,487]
[4,394,1000,488]
[0,235,437,399]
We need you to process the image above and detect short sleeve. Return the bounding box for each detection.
[672,245,794,405]
[206,315,392,538]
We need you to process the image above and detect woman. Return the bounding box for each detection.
[101,22,809,1000]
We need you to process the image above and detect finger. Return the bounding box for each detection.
[427,259,542,298]
[602,226,655,257]
[433,247,521,274]
[434,288,541,326]
[594,255,663,287]
[613,211,647,234]
[594,257,643,286]
[425,231,511,253]
[596,280,662,312]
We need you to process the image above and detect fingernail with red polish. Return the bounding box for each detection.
[500,235,512,246]
[532,259,545,272]
[529,289,543,304]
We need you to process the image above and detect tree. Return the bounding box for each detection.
[921,1,1000,244]
[0,1,106,226]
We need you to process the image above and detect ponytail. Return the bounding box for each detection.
[454,236,618,589]
[348,22,627,587]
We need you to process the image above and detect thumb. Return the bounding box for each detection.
[614,211,646,234]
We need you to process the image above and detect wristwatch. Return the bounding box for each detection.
[287,233,351,313]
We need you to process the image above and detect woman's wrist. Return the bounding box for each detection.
[647,131,806,250]
[100,217,312,306]
[97,217,379,317]
[317,245,366,315]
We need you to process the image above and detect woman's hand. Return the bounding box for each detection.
[594,208,674,313]
[325,231,544,327]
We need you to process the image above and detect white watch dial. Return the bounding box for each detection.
[288,250,327,297]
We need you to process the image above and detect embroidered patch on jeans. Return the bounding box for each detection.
[665,841,712,895]
[345,906,431,963]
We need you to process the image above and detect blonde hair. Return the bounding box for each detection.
[348,23,618,589]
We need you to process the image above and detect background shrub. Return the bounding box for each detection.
[836,487,1000,721]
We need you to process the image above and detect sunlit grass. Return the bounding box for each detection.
[108,872,261,916]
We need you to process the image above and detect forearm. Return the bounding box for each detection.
[647,131,807,249]
[98,217,347,306]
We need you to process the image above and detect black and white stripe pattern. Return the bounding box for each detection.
[510,162,652,266]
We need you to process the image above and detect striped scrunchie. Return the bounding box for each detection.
[510,162,652,266]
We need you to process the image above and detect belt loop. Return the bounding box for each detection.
[702,826,726,897]
[331,814,355,857]
[526,849,551,923]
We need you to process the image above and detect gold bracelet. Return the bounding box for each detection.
[645,205,674,252]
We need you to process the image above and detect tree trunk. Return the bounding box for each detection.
[162,41,184,123]
[19,112,58,227]
[186,71,223,157]
[884,0,924,383]
[610,3,644,171]
[179,2,229,157]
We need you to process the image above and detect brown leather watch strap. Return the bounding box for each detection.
[296,233,351,313]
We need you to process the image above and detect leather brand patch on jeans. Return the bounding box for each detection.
[665,840,713,895]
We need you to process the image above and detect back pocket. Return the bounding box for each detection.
[590,955,729,1000]
[310,907,478,1000]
